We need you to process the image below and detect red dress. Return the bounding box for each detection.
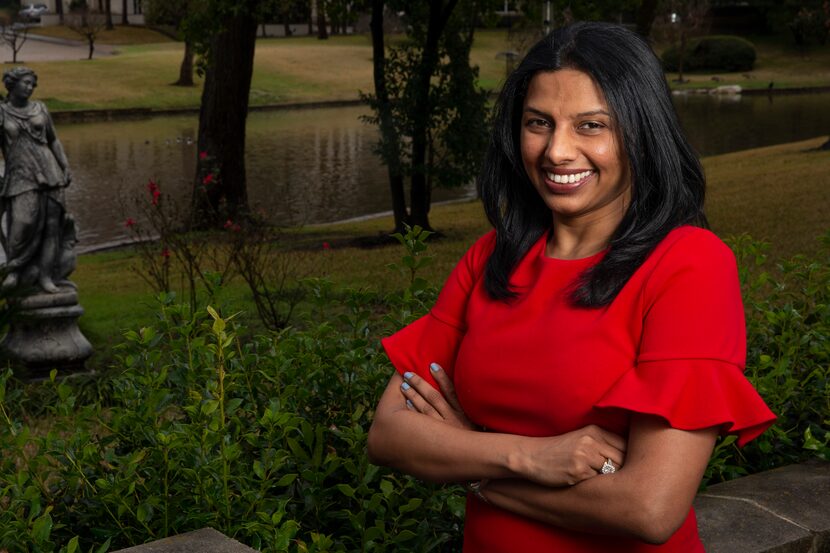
[382,226,776,552]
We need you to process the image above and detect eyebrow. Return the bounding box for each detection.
[523,107,611,118]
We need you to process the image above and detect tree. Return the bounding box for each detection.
[66,3,107,60]
[636,0,660,36]
[144,0,198,86]
[653,0,710,83]
[184,0,268,225]
[105,0,114,30]
[121,0,129,25]
[316,0,328,39]
[363,0,491,232]
[0,16,29,64]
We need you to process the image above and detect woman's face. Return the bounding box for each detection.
[520,68,631,228]
[11,75,36,101]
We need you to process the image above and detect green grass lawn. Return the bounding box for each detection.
[15,27,830,112]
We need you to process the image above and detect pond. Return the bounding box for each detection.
[47,92,830,251]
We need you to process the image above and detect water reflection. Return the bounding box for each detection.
[52,94,830,251]
[673,92,830,156]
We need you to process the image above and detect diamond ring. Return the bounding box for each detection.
[600,458,616,474]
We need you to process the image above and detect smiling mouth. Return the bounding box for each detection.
[545,170,594,185]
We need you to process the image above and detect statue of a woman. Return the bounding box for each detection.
[0,67,73,294]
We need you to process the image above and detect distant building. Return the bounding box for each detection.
[37,0,145,26]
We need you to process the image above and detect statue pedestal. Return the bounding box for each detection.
[1,284,93,377]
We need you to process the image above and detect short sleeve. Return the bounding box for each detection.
[596,229,775,446]
[381,232,495,389]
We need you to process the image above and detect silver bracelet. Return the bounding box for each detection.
[466,479,490,504]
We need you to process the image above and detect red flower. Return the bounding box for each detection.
[199,151,208,160]
[161,248,170,259]
[151,189,161,206]
[125,217,135,228]
[202,173,215,186]
[322,242,331,250]
[223,219,233,229]
[147,179,158,193]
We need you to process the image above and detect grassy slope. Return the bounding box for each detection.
[17,28,830,111]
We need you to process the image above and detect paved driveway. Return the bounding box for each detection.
[1,33,115,62]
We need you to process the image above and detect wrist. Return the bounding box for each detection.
[466,478,491,504]
[504,435,535,479]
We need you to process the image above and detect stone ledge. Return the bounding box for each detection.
[112,528,258,553]
[695,460,830,553]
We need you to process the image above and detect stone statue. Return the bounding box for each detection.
[0,67,91,375]
[0,66,74,293]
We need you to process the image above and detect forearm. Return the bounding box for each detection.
[484,417,717,544]
[485,472,656,541]
[368,375,525,483]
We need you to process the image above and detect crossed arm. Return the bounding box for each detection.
[367,367,718,544]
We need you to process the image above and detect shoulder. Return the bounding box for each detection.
[648,225,736,275]
[462,230,497,273]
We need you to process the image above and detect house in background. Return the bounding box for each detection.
[37,0,144,25]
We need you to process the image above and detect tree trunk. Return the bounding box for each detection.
[121,0,129,25]
[193,8,258,226]
[408,0,459,231]
[283,21,292,36]
[56,0,64,24]
[316,0,328,39]
[636,0,659,38]
[370,0,407,231]
[105,0,114,30]
[87,36,94,60]
[174,40,194,86]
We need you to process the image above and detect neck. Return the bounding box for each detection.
[8,96,29,108]
[547,211,625,260]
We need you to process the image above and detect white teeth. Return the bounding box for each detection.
[546,170,593,184]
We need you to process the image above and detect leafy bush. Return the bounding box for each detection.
[662,35,757,72]
[0,227,826,549]
[0,226,458,552]
[705,233,829,483]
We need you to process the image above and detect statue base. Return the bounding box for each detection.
[1,284,93,378]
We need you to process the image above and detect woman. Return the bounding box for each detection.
[0,66,73,294]
[367,22,775,552]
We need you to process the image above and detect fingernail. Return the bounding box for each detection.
[430,363,441,373]
[401,382,411,391]
[406,399,414,409]
[403,371,414,380]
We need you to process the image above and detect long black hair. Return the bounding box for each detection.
[479,21,707,307]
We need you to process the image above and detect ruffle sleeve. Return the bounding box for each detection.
[381,231,495,388]
[595,228,775,446]
[382,312,465,390]
[595,359,775,446]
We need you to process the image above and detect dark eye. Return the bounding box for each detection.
[578,121,605,131]
[526,118,551,129]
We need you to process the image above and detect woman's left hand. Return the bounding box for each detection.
[400,363,476,431]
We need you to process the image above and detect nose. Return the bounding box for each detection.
[545,127,577,165]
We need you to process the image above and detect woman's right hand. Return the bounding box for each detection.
[517,425,626,487]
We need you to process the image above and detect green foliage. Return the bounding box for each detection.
[788,3,830,50]
[704,233,830,484]
[662,35,757,73]
[0,229,826,549]
[0,232,461,551]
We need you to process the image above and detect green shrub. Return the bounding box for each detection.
[0,228,826,550]
[662,35,757,72]
[705,233,829,483]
